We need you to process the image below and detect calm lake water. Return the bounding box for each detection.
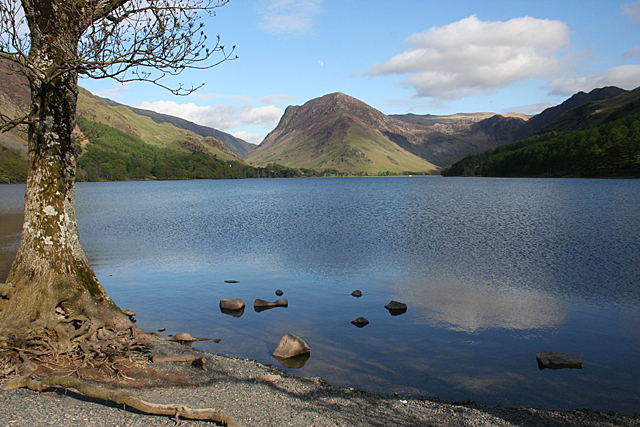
[1,177,640,414]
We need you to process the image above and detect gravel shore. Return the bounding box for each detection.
[1,340,638,427]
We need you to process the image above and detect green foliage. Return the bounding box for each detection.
[0,146,28,183]
[442,114,640,178]
[75,117,320,181]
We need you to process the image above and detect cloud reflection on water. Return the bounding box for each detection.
[398,279,566,333]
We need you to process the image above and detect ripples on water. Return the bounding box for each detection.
[1,177,639,413]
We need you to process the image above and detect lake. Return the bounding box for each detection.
[1,177,639,414]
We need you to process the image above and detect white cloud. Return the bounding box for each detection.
[137,100,284,131]
[233,130,264,144]
[365,15,570,100]
[91,83,129,99]
[259,0,322,35]
[189,92,296,105]
[621,1,640,23]
[544,64,640,95]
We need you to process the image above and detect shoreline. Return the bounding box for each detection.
[1,340,638,427]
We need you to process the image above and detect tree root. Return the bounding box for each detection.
[3,375,244,427]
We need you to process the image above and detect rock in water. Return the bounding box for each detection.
[275,289,284,296]
[384,301,407,315]
[351,290,362,297]
[536,351,583,370]
[219,298,245,310]
[351,317,369,327]
[272,333,311,359]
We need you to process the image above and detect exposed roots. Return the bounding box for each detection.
[0,319,243,426]
[0,323,150,380]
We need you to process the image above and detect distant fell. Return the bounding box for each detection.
[245,92,439,174]
[515,86,628,139]
[98,97,256,158]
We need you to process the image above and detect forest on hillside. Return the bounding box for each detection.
[442,114,640,178]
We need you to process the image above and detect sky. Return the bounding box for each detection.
[80,0,640,144]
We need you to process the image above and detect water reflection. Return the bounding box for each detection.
[400,280,565,332]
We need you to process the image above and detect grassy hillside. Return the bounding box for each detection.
[77,88,239,161]
[76,117,319,181]
[0,146,27,183]
[442,113,640,178]
[99,97,257,158]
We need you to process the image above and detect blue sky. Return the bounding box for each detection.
[81,0,640,144]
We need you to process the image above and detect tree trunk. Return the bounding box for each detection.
[0,0,131,338]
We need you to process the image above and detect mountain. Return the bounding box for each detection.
[442,86,640,178]
[98,97,256,158]
[534,86,640,134]
[513,86,628,139]
[245,93,439,174]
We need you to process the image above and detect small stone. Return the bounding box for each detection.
[172,332,197,342]
[224,280,239,283]
[220,298,245,310]
[536,351,583,370]
[157,328,166,332]
[351,290,362,297]
[255,374,281,383]
[385,301,407,315]
[121,309,136,317]
[351,317,369,327]
[275,289,284,296]
[272,333,310,359]
[213,338,221,343]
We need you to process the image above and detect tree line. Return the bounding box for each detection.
[441,113,640,178]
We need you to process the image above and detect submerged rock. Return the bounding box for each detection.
[220,306,245,317]
[272,333,310,359]
[351,317,369,327]
[254,298,288,312]
[384,301,407,315]
[536,351,583,370]
[351,290,362,297]
[273,353,310,369]
[224,280,239,283]
[275,289,284,296]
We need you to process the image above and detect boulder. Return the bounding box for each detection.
[385,301,407,315]
[351,317,369,327]
[536,351,583,370]
[272,333,310,359]
[351,290,362,297]
[219,298,245,310]
[275,289,284,296]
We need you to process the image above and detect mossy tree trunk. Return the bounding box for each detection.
[0,0,132,339]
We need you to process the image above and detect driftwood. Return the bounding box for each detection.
[3,375,243,426]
